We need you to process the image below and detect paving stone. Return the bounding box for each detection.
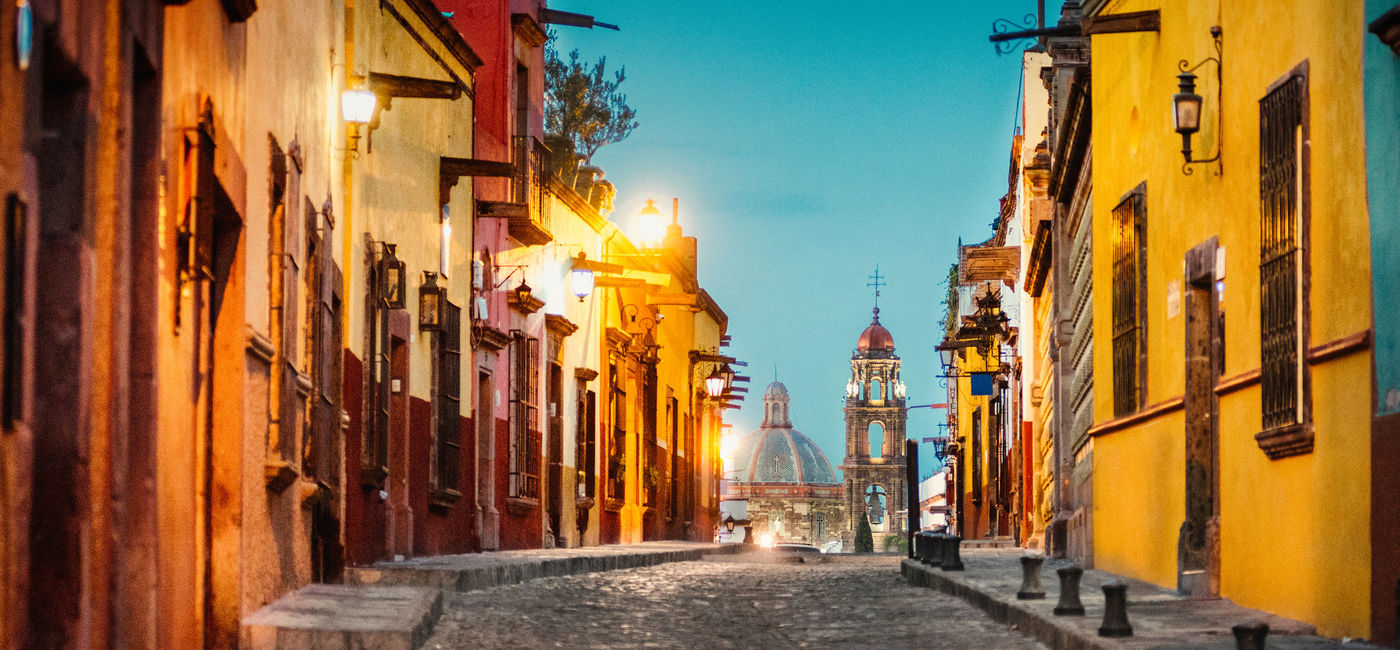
[424,554,1046,649]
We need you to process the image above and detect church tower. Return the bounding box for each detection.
[842,304,908,540]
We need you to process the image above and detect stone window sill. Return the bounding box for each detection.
[429,487,462,510]
[506,496,538,516]
[1255,422,1313,460]
[265,460,299,493]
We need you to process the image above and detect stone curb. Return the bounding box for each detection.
[243,583,443,650]
[246,543,736,649]
[903,559,1113,650]
[348,543,740,593]
[901,557,1384,650]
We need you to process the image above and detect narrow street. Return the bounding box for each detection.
[424,555,1044,649]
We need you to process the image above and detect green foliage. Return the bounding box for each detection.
[854,512,875,553]
[940,263,960,339]
[883,534,908,554]
[545,35,638,185]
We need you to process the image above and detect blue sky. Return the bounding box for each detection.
[552,1,1059,480]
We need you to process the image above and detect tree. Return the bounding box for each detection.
[545,38,638,185]
[854,512,874,553]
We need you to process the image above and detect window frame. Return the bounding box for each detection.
[1256,60,1314,459]
[1111,183,1148,418]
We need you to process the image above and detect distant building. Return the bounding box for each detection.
[841,306,910,549]
[724,381,844,546]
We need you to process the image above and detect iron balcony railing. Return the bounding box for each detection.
[512,135,550,228]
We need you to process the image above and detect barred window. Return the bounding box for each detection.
[432,301,462,494]
[509,332,540,499]
[576,380,597,499]
[971,406,982,506]
[1112,186,1146,417]
[1260,73,1307,432]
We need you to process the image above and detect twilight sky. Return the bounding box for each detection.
[552,1,1061,480]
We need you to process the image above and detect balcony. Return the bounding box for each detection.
[503,135,552,246]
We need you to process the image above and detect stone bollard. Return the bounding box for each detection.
[915,533,929,564]
[1231,621,1269,650]
[926,534,943,567]
[1053,566,1086,615]
[941,535,965,571]
[1017,554,1046,600]
[1098,581,1133,637]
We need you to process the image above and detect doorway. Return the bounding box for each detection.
[1180,238,1221,597]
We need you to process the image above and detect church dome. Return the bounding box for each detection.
[857,308,895,351]
[730,427,838,484]
[764,381,788,397]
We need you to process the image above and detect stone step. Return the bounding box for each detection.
[242,583,442,650]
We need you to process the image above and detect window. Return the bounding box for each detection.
[642,365,657,507]
[576,380,596,499]
[4,195,26,428]
[971,406,982,505]
[509,331,540,499]
[362,249,391,482]
[433,301,462,495]
[667,395,678,515]
[607,361,626,500]
[1258,65,1312,456]
[1112,185,1147,417]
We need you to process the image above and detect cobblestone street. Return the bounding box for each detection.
[424,554,1044,649]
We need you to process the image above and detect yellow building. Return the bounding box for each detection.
[1086,0,1374,638]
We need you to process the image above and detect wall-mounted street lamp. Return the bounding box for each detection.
[419,271,446,331]
[1174,26,1223,175]
[571,253,595,302]
[637,199,666,249]
[341,83,377,153]
[379,243,407,309]
[342,72,463,155]
[512,279,533,306]
[705,369,727,398]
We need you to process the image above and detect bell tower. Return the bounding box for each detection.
[842,270,908,542]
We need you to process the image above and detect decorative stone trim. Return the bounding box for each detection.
[1255,422,1313,460]
[246,328,275,365]
[505,496,538,516]
[1087,395,1184,438]
[1214,368,1261,396]
[1306,329,1370,365]
[429,487,462,509]
[511,13,548,47]
[474,324,511,351]
[265,460,299,493]
[545,314,579,337]
[574,367,599,381]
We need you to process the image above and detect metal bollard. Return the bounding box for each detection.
[1098,581,1133,637]
[1016,554,1046,600]
[927,534,943,567]
[1231,621,1269,650]
[941,535,965,571]
[915,533,929,564]
[1053,566,1086,615]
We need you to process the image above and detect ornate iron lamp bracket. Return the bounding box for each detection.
[1179,26,1224,176]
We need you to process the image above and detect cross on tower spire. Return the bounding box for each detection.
[867,265,886,311]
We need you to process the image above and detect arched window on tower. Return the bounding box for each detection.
[871,379,883,402]
[868,421,884,458]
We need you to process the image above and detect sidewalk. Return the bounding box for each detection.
[244,542,735,649]
[903,548,1384,649]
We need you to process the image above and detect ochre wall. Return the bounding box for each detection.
[1089,0,1373,638]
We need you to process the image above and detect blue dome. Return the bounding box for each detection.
[730,426,837,485]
